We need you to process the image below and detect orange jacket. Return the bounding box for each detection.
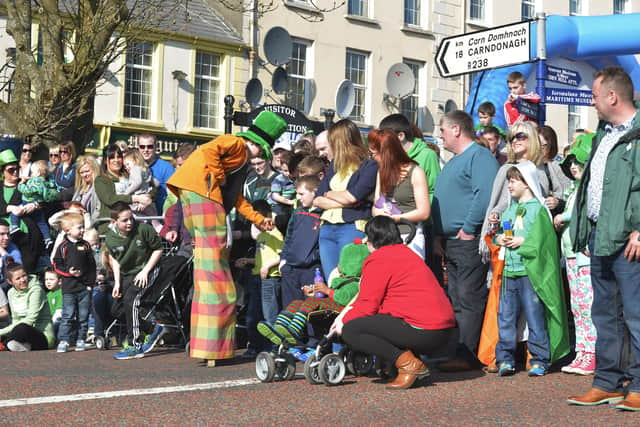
[167,134,265,226]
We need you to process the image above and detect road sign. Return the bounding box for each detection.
[436,21,533,78]
[544,88,592,106]
[546,65,581,87]
[517,98,539,120]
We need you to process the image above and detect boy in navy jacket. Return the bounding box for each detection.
[279,175,323,307]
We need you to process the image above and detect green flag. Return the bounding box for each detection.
[518,208,570,363]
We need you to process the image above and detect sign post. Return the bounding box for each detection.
[435,21,533,78]
[535,13,547,125]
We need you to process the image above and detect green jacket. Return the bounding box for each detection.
[571,106,640,256]
[0,275,55,348]
[408,138,440,202]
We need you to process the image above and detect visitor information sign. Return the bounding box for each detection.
[436,21,533,78]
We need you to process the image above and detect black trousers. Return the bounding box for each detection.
[342,314,453,363]
[444,237,489,359]
[1,323,48,350]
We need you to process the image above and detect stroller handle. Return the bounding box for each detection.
[397,219,417,245]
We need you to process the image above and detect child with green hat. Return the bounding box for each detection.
[554,144,596,376]
[257,238,370,346]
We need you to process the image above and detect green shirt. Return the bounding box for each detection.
[498,198,543,276]
[47,288,63,317]
[408,138,440,202]
[0,276,55,348]
[105,222,162,276]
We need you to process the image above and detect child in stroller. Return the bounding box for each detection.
[255,239,372,385]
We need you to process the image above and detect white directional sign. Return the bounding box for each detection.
[436,21,533,78]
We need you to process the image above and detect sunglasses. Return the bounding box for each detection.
[138,144,155,150]
[49,153,60,158]
[59,150,70,154]
[22,148,32,153]
[5,166,18,174]
[510,132,528,142]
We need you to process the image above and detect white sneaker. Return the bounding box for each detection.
[7,340,31,352]
[56,340,69,353]
[75,339,86,351]
[561,352,583,374]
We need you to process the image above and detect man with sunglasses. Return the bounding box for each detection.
[137,134,174,215]
[568,67,640,411]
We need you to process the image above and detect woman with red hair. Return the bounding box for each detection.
[368,129,430,258]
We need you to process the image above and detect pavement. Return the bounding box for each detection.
[1,347,638,426]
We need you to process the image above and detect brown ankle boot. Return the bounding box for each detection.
[386,351,430,390]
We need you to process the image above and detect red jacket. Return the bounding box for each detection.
[504,92,541,128]
[342,244,455,330]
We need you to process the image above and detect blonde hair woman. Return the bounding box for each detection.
[72,155,102,226]
[313,119,378,277]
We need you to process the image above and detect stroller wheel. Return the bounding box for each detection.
[304,355,322,384]
[255,352,276,383]
[94,336,106,351]
[276,353,296,381]
[319,353,346,386]
[348,351,374,376]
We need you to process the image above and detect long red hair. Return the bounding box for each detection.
[367,129,414,195]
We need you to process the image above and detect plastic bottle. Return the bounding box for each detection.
[503,220,513,237]
[313,267,326,298]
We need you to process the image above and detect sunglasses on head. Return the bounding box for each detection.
[22,148,32,153]
[49,153,60,157]
[59,150,70,154]
[138,144,155,150]
[510,132,528,142]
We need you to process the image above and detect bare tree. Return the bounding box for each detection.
[1,0,184,148]
[217,0,344,22]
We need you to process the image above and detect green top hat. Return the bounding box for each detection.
[237,111,288,161]
[0,149,18,168]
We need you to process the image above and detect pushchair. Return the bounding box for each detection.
[96,253,193,353]
[255,309,374,386]
[254,220,417,385]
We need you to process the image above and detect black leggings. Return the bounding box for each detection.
[1,323,49,350]
[342,314,453,363]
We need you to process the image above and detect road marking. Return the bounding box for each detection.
[0,378,261,408]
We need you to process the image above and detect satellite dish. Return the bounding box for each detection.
[386,63,415,98]
[444,99,457,113]
[335,79,356,119]
[263,26,292,66]
[245,78,263,107]
[272,66,289,94]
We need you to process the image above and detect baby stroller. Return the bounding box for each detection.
[97,253,193,353]
[255,309,374,386]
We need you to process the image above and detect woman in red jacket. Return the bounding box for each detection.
[336,216,455,389]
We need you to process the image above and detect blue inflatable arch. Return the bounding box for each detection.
[465,13,640,130]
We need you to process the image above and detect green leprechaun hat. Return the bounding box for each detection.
[0,149,18,168]
[237,110,288,161]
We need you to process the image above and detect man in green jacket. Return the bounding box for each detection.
[567,67,640,411]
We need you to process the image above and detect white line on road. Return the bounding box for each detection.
[0,378,261,408]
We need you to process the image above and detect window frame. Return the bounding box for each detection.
[404,0,421,27]
[192,51,223,130]
[123,40,155,121]
[469,0,485,22]
[286,38,313,114]
[400,59,424,127]
[521,0,536,20]
[345,48,369,124]
[347,0,369,17]
[613,0,629,14]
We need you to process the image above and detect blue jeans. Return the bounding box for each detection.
[58,289,90,343]
[590,229,640,393]
[261,277,281,326]
[496,276,550,368]
[92,285,114,337]
[319,222,365,278]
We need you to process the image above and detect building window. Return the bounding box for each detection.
[614,0,629,13]
[522,0,535,19]
[400,60,422,125]
[286,40,311,113]
[570,0,582,15]
[124,41,154,120]
[193,52,221,129]
[470,0,485,21]
[568,105,587,138]
[348,0,368,17]
[404,0,420,26]
[345,49,368,123]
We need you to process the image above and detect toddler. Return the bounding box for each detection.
[44,267,63,337]
[122,149,157,216]
[14,160,59,247]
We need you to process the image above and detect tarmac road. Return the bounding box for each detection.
[1,347,638,425]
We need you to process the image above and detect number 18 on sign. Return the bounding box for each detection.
[436,21,533,78]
